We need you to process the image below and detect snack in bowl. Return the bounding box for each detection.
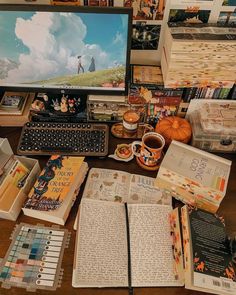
[115,144,132,159]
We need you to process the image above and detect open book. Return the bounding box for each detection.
[73,199,236,293]
[72,198,184,288]
[182,205,236,295]
[22,155,88,225]
[73,167,172,229]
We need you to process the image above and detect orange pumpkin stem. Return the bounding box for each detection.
[172,119,180,129]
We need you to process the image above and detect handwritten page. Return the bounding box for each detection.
[128,204,182,287]
[72,199,128,287]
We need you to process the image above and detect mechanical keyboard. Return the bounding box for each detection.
[17,122,109,157]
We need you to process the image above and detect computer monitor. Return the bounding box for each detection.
[0,4,132,96]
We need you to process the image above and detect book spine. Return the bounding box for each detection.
[163,89,184,97]
[192,87,200,99]
[182,88,190,102]
[212,88,221,99]
[201,87,208,99]
[219,88,230,99]
[228,84,236,100]
[186,87,197,101]
[205,87,212,99]
[154,96,182,106]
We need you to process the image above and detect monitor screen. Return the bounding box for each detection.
[0,4,132,95]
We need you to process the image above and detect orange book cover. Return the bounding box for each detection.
[24,155,84,211]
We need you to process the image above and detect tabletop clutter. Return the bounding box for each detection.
[1,97,236,294]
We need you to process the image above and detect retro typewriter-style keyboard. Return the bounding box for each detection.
[17,122,109,157]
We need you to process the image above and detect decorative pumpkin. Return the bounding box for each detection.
[155,116,192,145]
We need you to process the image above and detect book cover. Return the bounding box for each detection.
[182,205,236,295]
[131,64,163,85]
[23,155,87,225]
[155,141,231,213]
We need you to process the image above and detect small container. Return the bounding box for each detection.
[189,111,236,153]
[123,110,140,133]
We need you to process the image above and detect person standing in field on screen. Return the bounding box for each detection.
[77,56,84,74]
[88,57,95,72]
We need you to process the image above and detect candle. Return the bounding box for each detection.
[123,110,140,133]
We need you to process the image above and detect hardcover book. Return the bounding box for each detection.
[182,205,236,295]
[22,155,88,225]
[155,140,231,213]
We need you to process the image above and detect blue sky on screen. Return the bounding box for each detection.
[0,11,128,83]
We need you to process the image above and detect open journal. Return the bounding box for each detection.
[73,199,236,293]
[72,198,184,288]
[73,167,172,230]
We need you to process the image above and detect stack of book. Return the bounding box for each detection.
[0,91,35,126]
[161,23,236,89]
[182,85,232,102]
[129,64,183,124]
[0,92,28,115]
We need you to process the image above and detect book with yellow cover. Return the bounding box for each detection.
[22,155,88,225]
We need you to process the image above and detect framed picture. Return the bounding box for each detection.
[168,9,211,23]
[131,22,161,50]
[124,0,165,20]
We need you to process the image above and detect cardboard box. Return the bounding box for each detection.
[0,138,40,221]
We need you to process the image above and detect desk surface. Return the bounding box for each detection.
[0,126,236,295]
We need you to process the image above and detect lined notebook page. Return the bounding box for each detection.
[72,199,128,288]
[128,204,181,287]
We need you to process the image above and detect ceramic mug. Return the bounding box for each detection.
[131,132,165,167]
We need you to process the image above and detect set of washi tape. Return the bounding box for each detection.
[0,223,70,291]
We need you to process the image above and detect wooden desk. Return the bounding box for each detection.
[1,126,236,295]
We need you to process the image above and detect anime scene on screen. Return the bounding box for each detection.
[0,10,129,90]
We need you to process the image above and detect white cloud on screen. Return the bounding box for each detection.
[112,32,123,45]
[2,12,112,83]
